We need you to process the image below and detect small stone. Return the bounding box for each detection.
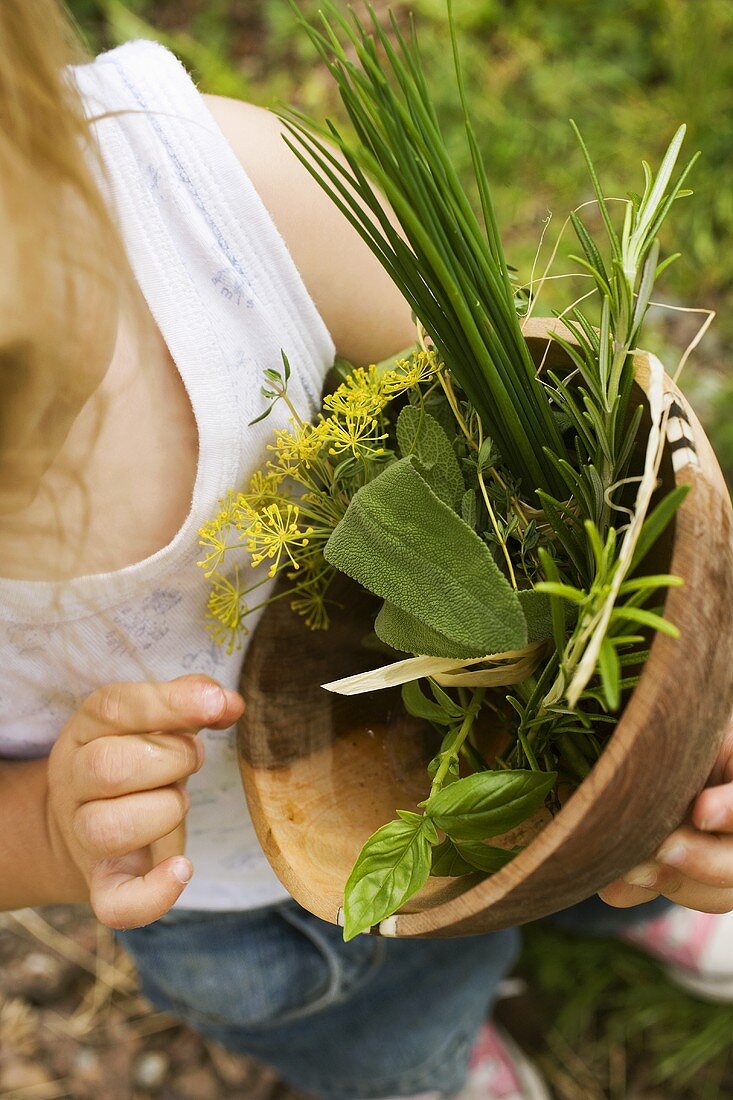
[172,1065,221,1100]
[206,1042,253,1086]
[73,1047,103,1084]
[133,1051,170,1092]
[0,1059,54,1091]
[168,1027,205,1068]
[3,951,75,1003]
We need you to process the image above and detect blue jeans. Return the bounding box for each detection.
[115,894,673,1099]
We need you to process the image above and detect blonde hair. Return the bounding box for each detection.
[0,0,127,507]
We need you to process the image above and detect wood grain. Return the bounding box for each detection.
[238,317,733,937]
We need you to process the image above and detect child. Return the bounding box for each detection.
[3,3,733,1097]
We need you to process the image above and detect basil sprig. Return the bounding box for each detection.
[342,768,555,940]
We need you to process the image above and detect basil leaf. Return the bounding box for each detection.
[430,838,477,876]
[401,679,461,725]
[427,678,465,718]
[430,837,522,877]
[396,406,464,509]
[325,458,527,658]
[342,812,438,940]
[426,769,557,842]
[456,840,521,873]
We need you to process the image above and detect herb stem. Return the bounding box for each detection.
[476,421,517,588]
[429,687,486,795]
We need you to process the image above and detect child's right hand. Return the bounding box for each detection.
[46,675,244,930]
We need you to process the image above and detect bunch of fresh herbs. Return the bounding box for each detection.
[198,0,699,940]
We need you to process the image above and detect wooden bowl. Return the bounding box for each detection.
[238,316,733,937]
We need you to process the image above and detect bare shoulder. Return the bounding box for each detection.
[203,94,415,365]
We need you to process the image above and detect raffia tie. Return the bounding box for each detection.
[321,641,546,696]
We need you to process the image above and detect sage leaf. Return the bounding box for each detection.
[519,588,578,648]
[520,588,556,647]
[396,406,464,509]
[324,458,527,658]
[342,811,438,940]
[461,489,479,529]
[426,769,557,842]
[375,600,486,659]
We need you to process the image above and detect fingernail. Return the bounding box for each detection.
[201,684,226,721]
[657,843,686,867]
[224,689,244,711]
[172,858,193,884]
[701,809,725,831]
[623,861,659,888]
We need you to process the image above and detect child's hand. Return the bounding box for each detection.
[599,716,733,913]
[47,675,244,930]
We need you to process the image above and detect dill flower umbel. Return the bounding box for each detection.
[289,573,332,630]
[238,470,285,512]
[268,419,330,471]
[198,343,443,638]
[319,364,393,459]
[245,503,314,578]
[323,411,387,459]
[383,348,442,394]
[205,566,249,653]
[197,512,234,578]
[323,362,396,422]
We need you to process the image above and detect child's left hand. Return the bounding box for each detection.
[598,716,733,913]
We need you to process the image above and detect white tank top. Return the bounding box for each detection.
[0,41,335,910]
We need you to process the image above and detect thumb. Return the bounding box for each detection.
[89,849,193,930]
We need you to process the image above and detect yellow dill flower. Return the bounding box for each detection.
[344,364,393,400]
[245,503,314,578]
[197,512,234,578]
[238,470,285,512]
[382,349,442,394]
[205,567,249,654]
[323,389,385,420]
[290,582,330,631]
[268,419,329,470]
[322,364,394,419]
[323,411,387,459]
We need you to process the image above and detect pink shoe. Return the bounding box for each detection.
[382,1021,551,1100]
[620,906,733,1002]
[455,1022,550,1100]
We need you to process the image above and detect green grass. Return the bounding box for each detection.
[505,923,733,1098]
[69,0,733,480]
